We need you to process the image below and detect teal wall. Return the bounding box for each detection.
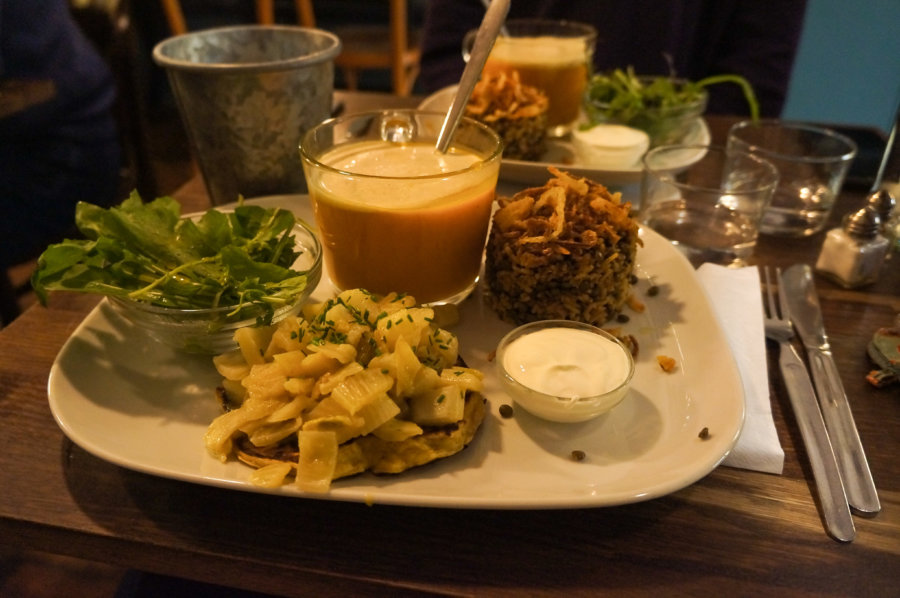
[782,0,900,133]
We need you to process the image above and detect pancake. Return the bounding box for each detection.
[235,390,486,480]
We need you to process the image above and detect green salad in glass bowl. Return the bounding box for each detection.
[32,193,322,354]
[583,67,759,146]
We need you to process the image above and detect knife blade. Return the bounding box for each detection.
[782,264,881,514]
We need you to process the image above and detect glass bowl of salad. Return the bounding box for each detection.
[33,197,323,354]
[584,72,708,147]
[107,218,322,354]
[583,68,757,147]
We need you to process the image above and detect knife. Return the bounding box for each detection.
[782,264,881,515]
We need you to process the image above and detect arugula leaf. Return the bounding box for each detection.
[31,193,313,324]
[584,67,760,144]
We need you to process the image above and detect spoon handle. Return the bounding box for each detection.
[479,0,509,36]
[871,104,897,192]
[435,0,509,153]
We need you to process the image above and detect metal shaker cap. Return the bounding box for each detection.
[866,189,896,223]
[843,206,882,238]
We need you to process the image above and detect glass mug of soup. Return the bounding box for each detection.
[464,19,597,136]
[300,110,502,305]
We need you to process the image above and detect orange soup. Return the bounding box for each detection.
[306,141,500,304]
[483,36,590,127]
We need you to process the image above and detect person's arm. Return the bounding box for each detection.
[419,0,808,118]
[0,80,56,118]
[690,0,808,117]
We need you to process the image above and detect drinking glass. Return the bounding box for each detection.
[726,120,857,237]
[300,110,502,305]
[464,19,597,136]
[640,144,779,267]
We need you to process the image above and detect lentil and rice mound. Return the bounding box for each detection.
[485,167,641,326]
[465,70,548,161]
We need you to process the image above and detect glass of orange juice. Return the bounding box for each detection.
[465,19,597,136]
[300,110,502,305]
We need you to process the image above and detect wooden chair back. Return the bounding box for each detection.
[159,0,420,96]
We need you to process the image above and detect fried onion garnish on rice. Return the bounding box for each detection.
[485,167,642,326]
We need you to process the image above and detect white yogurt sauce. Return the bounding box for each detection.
[571,124,650,169]
[501,327,631,398]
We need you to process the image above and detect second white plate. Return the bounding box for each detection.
[419,85,711,187]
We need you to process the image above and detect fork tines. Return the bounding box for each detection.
[761,265,786,323]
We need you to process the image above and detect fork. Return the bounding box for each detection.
[761,266,855,542]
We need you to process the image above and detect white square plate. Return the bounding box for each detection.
[48,195,743,509]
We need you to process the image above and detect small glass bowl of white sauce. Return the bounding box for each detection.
[571,123,650,169]
[496,320,635,423]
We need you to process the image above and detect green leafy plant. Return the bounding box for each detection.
[584,67,759,144]
[31,192,313,324]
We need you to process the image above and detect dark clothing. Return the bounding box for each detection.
[421,0,808,118]
[0,0,121,267]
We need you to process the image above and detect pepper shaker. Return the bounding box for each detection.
[887,210,900,254]
[815,206,890,288]
[867,188,899,254]
[867,189,896,227]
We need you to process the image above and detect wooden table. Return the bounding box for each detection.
[2,92,899,597]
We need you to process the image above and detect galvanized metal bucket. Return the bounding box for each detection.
[153,25,341,205]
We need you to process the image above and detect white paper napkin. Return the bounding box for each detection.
[696,264,785,474]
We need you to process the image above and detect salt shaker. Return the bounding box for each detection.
[815,206,889,288]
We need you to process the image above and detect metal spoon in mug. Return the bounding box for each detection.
[434,0,509,153]
[479,0,509,36]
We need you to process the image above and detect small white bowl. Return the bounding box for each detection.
[571,124,650,169]
[496,320,635,423]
